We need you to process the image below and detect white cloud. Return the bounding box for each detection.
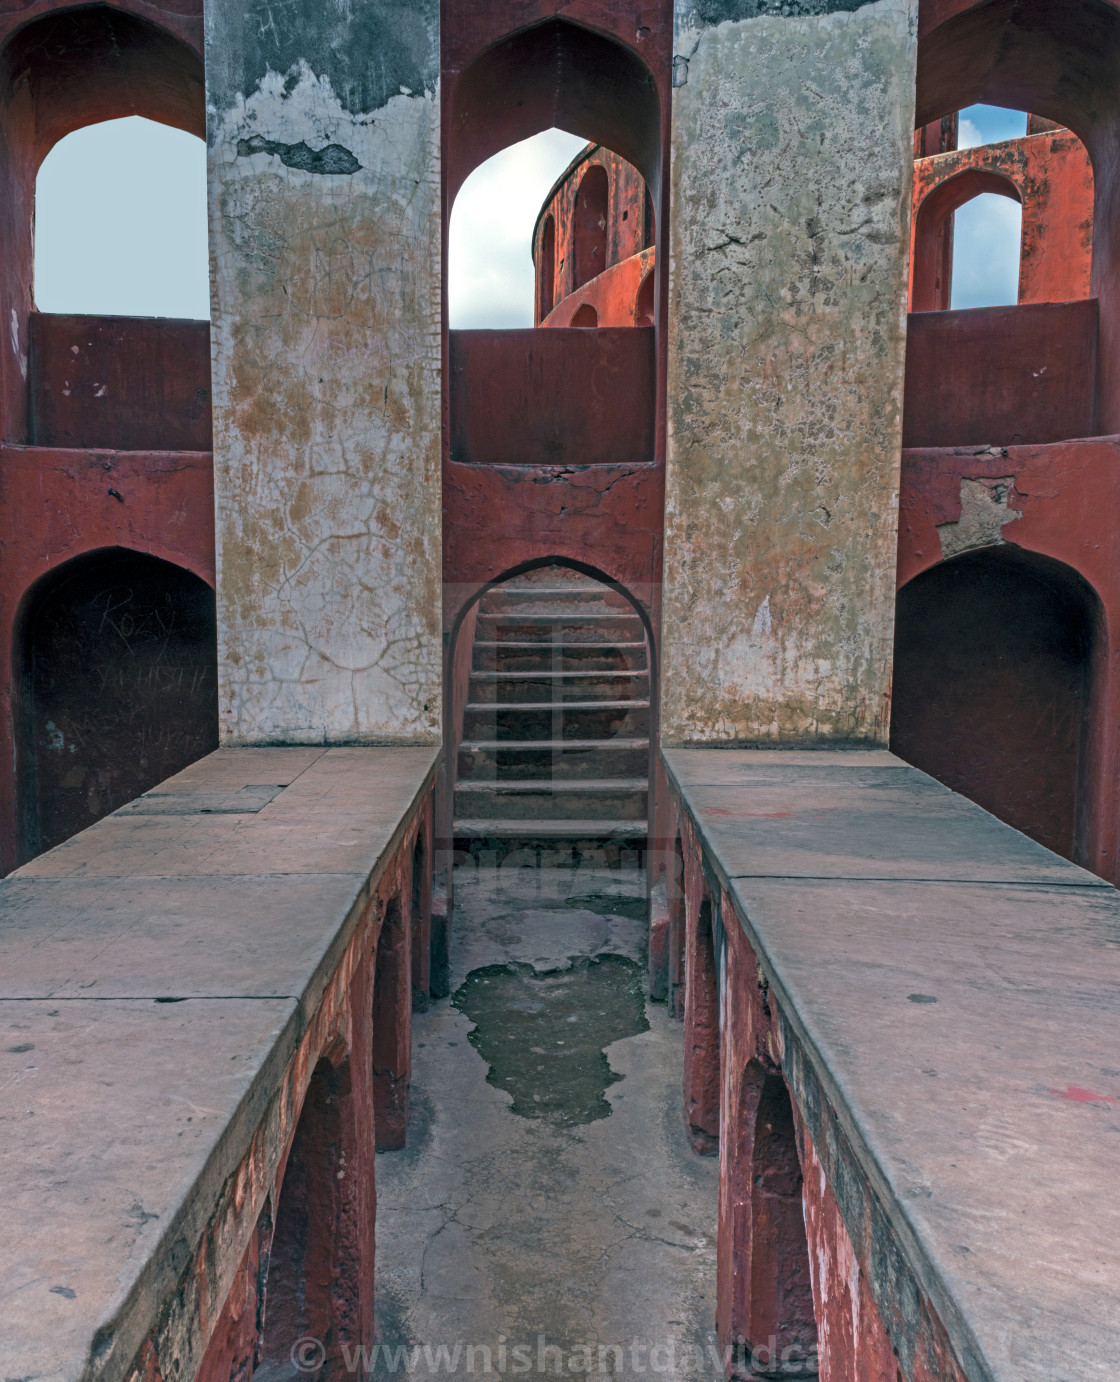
[951,193,1022,310]
[957,117,984,150]
[35,116,209,319]
[448,128,588,330]
[956,104,1028,150]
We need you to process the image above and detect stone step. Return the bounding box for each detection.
[479,586,633,613]
[454,779,648,821]
[476,612,643,643]
[462,700,650,741]
[457,739,650,781]
[468,670,649,704]
[452,818,648,841]
[471,641,648,672]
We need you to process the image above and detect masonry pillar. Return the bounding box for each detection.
[662,0,916,744]
[206,2,441,743]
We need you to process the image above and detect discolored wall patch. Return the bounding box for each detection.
[207,0,442,745]
[662,0,916,745]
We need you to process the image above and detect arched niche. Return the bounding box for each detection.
[443,556,656,869]
[372,896,411,1150]
[444,18,661,215]
[15,547,217,861]
[257,1055,361,1374]
[0,5,204,440]
[916,0,1120,427]
[912,168,1022,311]
[636,268,655,326]
[684,889,720,1155]
[538,213,556,321]
[891,545,1100,861]
[573,163,608,290]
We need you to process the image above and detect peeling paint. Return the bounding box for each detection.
[206,0,437,117]
[936,476,1022,559]
[662,0,916,744]
[235,134,361,174]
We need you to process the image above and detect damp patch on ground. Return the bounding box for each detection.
[452,954,649,1125]
[561,891,648,920]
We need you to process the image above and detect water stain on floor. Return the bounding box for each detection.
[453,954,649,1125]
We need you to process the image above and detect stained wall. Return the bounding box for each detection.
[661,0,916,745]
[206,0,442,745]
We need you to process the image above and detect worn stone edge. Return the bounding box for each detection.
[661,748,995,1382]
[72,747,440,1382]
[664,748,1111,889]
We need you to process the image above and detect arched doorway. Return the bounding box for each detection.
[257,1054,365,1376]
[16,548,217,859]
[451,562,653,860]
[891,546,1098,860]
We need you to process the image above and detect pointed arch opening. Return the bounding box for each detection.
[372,897,411,1151]
[684,888,720,1156]
[14,547,217,862]
[257,1054,362,1374]
[448,558,653,873]
[912,169,1022,312]
[891,545,1101,862]
[573,163,608,291]
[0,5,204,442]
[739,1070,818,1372]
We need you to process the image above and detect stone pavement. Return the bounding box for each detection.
[372,852,719,1380]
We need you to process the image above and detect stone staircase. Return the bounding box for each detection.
[454,570,649,850]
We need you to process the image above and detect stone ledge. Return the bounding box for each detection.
[0,745,438,1382]
[663,748,1120,1382]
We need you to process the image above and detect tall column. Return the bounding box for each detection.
[206,3,441,744]
[662,0,916,745]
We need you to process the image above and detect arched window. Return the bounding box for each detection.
[950,192,1023,309]
[35,116,208,319]
[448,128,586,329]
[573,163,609,290]
[538,214,556,322]
[16,548,217,861]
[911,171,1022,312]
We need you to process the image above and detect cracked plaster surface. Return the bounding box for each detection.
[209,65,442,744]
[936,476,1022,559]
[662,0,916,744]
[372,859,718,1371]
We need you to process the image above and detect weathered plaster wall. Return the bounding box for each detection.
[207,1,442,744]
[662,0,916,744]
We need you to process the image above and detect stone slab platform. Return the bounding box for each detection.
[0,746,438,1382]
[663,748,1120,1382]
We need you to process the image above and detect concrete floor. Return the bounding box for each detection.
[372,850,719,1379]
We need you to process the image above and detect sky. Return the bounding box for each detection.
[33,107,1034,325]
[448,128,588,328]
[35,116,209,319]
